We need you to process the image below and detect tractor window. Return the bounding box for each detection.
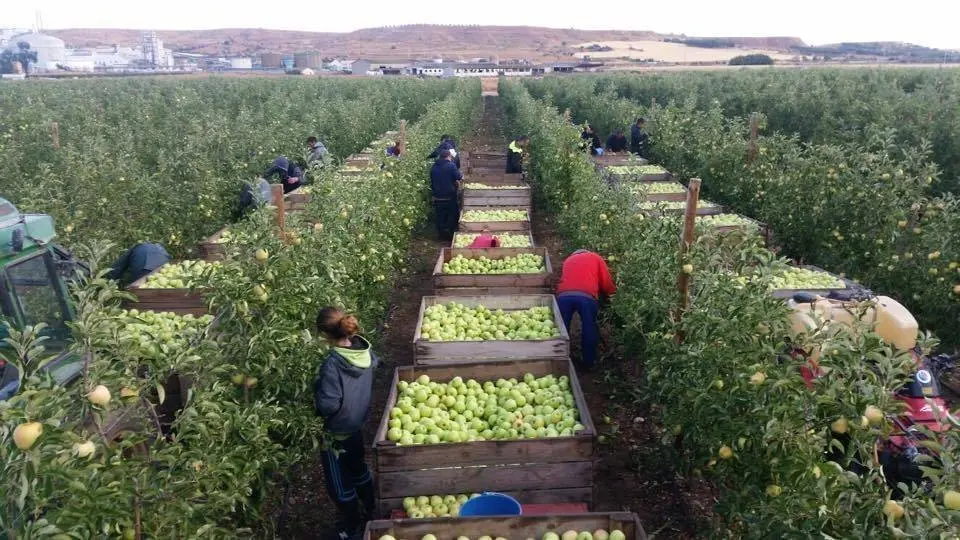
[6,255,70,342]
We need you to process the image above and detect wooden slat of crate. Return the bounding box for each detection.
[379,487,591,515]
[198,225,229,262]
[641,205,723,217]
[468,172,524,184]
[412,295,569,364]
[126,265,209,316]
[451,231,536,249]
[433,247,552,292]
[364,512,647,540]
[459,207,531,232]
[373,358,595,508]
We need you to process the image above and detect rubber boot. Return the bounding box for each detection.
[355,478,376,519]
[332,499,364,540]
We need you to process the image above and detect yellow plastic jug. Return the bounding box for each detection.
[874,296,918,350]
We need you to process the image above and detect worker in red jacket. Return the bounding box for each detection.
[555,249,616,370]
[468,228,501,248]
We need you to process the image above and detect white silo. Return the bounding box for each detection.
[6,33,66,71]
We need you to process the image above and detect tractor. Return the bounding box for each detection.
[0,196,87,400]
[785,287,951,491]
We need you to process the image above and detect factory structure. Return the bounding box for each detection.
[1,30,176,73]
[0,26,602,77]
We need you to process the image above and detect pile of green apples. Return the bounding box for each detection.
[638,200,717,210]
[143,260,220,289]
[385,372,584,445]
[462,209,528,222]
[114,309,214,359]
[631,182,685,194]
[453,233,532,248]
[442,254,545,274]
[464,183,530,190]
[379,529,627,540]
[402,493,478,518]
[606,164,667,175]
[420,302,560,341]
[697,214,758,229]
[770,266,845,290]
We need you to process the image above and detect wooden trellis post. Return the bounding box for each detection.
[563,109,571,123]
[272,184,285,233]
[398,120,407,156]
[51,121,60,149]
[675,178,701,344]
[747,113,759,164]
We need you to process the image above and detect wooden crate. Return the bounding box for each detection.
[197,226,229,262]
[284,189,311,212]
[413,295,569,364]
[459,207,531,233]
[592,153,647,165]
[373,358,596,514]
[771,265,852,299]
[433,247,552,295]
[464,150,507,160]
[126,265,209,316]
[451,232,536,249]
[365,513,647,540]
[462,185,532,208]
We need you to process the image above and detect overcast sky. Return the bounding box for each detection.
[6,0,960,49]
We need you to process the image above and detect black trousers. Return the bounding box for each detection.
[433,198,460,241]
[320,431,375,532]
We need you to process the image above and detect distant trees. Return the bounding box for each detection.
[0,41,38,74]
[729,54,774,66]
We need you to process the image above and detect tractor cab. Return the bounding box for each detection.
[0,197,84,400]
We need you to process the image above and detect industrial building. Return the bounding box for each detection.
[3,32,66,72]
[260,52,283,68]
[294,52,322,70]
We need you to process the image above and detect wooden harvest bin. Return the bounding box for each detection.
[464,150,507,160]
[365,513,647,540]
[126,266,209,316]
[771,265,853,299]
[413,295,569,364]
[592,153,646,165]
[198,225,229,262]
[462,186,532,208]
[451,231,536,249]
[469,158,507,170]
[433,247,552,295]
[459,207,531,233]
[373,358,596,514]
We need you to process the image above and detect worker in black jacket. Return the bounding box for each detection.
[606,128,628,153]
[262,156,303,194]
[580,125,602,156]
[430,149,463,240]
[314,307,379,540]
[427,135,461,169]
[506,135,529,174]
[630,117,650,157]
[105,243,170,286]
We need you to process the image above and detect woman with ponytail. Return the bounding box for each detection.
[314,307,379,539]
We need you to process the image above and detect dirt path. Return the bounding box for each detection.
[270,95,712,540]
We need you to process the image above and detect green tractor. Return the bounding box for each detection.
[0,196,88,400]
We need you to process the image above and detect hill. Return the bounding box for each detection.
[47,26,802,62]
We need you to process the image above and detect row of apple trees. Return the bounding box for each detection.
[0,76,459,258]
[500,79,960,538]
[523,75,960,350]
[0,80,481,538]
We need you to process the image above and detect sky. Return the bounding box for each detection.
[6,0,960,49]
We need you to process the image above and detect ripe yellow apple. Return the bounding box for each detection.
[244,376,259,389]
[944,490,960,510]
[254,248,269,263]
[74,440,96,458]
[682,264,694,274]
[883,500,904,520]
[718,445,734,459]
[830,417,849,434]
[864,405,884,425]
[87,385,111,407]
[13,422,43,450]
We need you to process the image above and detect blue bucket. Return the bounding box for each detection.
[458,492,522,516]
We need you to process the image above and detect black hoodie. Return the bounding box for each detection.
[313,336,379,434]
